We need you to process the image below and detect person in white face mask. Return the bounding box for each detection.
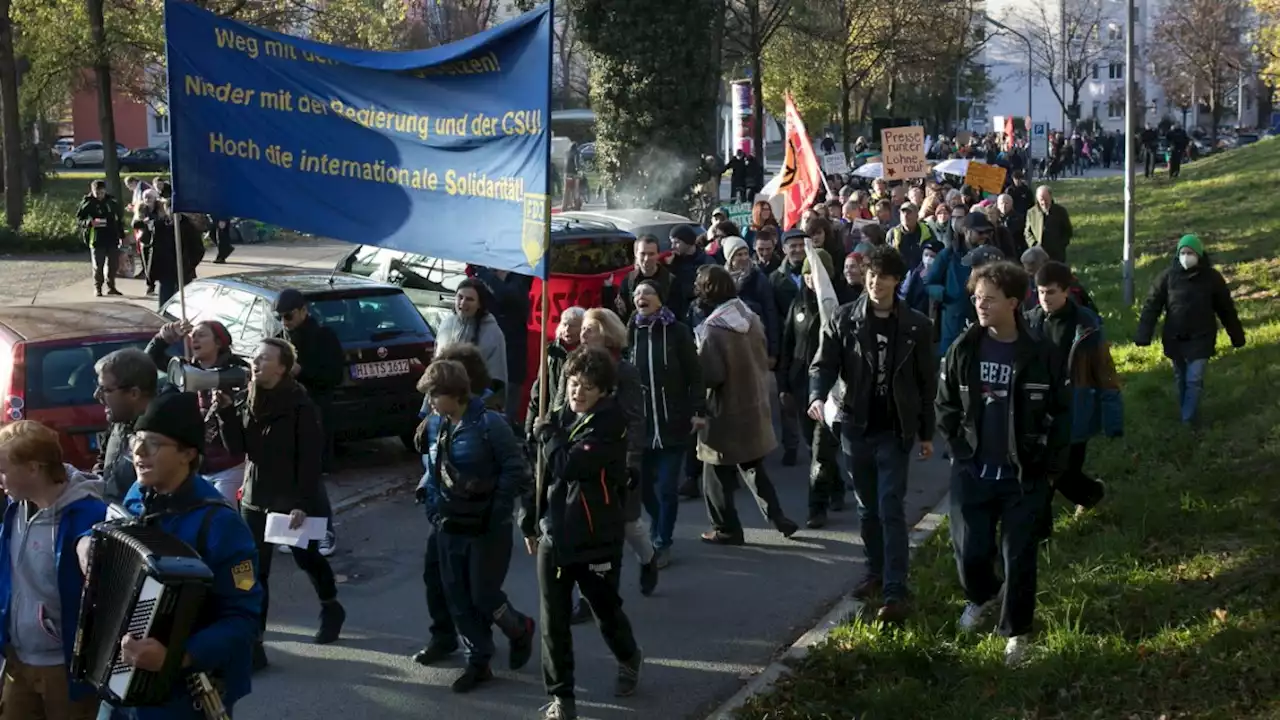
[1135,234,1246,426]
[898,239,943,315]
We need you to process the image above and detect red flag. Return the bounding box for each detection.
[779,93,821,230]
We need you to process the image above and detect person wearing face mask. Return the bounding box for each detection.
[146,318,250,502]
[521,347,644,720]
[899,239,943,315]
[1135,235,1245,426]
[436,279,508,402]
[627,281,705,567]
[720,235,780,364]
[776,249,846,528]
[217,339,345,670]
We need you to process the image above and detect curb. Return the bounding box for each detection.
[331,476,416,515]
[705,492,951,720]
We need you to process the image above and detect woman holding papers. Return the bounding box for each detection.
[217,337,346,671]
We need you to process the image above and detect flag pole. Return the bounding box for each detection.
[534,0,554,523]
[162,4,191,358]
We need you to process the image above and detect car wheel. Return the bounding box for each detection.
[63,158,75,168]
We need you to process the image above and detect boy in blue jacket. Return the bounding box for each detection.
[0,420,107,719]
[77,392,262,719]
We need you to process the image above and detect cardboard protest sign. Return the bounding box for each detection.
[963,161,1008,195]
[879,126,928,180]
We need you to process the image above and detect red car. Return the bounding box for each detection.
[0,302,170,471]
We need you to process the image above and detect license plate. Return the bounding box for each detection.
[350,359,411,380]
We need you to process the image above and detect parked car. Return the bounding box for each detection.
[52,137,75,158]
[335,216,639,333]
[556,209,703,251]
[0,302,174,470]
[119,147,170,173]
[160,271,434,449]
[61,141,130,168]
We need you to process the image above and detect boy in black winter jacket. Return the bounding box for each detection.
[522,346,643,720]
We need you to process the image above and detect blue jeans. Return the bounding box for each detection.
[1172,357,1208,424]
[641,446,685,550]
[437,523,525,668]
[842,430,911,600]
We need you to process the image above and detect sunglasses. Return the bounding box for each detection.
[275,310,295,321]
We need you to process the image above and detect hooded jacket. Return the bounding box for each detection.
[521,397,629,566]
[627,310,706,449]
[0,466,106,699]
[696,299,777,465]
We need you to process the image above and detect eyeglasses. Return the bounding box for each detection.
[129,435,178,456]
[274,310,295,321]
[94,384,132,398]
[970,295,1003,308]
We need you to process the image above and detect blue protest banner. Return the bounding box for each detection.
[164,0,552,277]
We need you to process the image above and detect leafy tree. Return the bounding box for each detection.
[1150,0,1252,141]
[569,0,719,212]
[760,1,840,134]
[722,0,794,154]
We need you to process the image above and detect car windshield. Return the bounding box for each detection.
[24,340,174,409]
[307,292,432,344]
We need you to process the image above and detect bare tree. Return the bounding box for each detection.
[1009,0,1118,128]
[406,0,499,48]
[722,0,794,153]
[1150,0,1252,141]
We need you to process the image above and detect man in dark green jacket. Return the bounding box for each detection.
[75,179,125,297]
[1023,186,1073,262]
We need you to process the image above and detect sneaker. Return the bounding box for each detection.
[958,587,1004,633]
[450,664,493,693]
[1004,635,1032,666]
[639,559,659,596]
[653,547,671,569]
[146,286,156,296]
[314,600,346,644]
[876,597,910,624]
[540,697,578,720]
[569,598,593,625]
[614,648,642,697]
[278,543,292,554]
[106,287,122,296]
[94,288,104,298]
[319,530,337,557]
[508,616,535,670]
[782,449,798,466]
[806,512,827,529]
[412,641,459,667]
[851,575,882,601]
[776,517,800,538]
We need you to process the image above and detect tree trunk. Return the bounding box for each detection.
[88,0,123,200]
[0,0,24,232]
[751,52,764,157]
[707,0,726,156]
[840,70,852,155]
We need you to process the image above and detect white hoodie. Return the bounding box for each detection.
[8,465,104,666]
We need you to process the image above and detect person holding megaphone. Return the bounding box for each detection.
[145,319,250,502]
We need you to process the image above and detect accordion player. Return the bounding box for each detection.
[75,392,262,720]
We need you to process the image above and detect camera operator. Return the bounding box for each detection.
[146,319,249,502]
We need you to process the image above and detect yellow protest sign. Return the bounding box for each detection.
[879,126,928,180]
[963,162,1008,195]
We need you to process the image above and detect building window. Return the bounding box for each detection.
[1092,64,1100,79]
[1108,24,1122,41]
[1092,101,1102,118]
[1108,100,1124,118]
[153,113,170,135]
[1109,63,1124,80]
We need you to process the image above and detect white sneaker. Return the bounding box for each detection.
[319,531,337,557]
[278,543,292,554]
[957,586,1004,633]
[1004,635,1032,666]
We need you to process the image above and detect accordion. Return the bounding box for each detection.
[72,522,214,706]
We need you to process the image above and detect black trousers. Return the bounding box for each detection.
[949,463,1049,638]
[91,244,118,290]
[313,393,336,474]
[538,542,638,700]
[1169,151,1183,178]
[241,506,339,634]
[703,458,788,536]
[799,414,843,513]
[1143,149,1157,178]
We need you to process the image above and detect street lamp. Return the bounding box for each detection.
[983,15,1034,131]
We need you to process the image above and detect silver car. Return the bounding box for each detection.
[60,141,130,168]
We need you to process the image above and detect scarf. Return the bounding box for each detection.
[634,306,676,328]
[694,298,756,349]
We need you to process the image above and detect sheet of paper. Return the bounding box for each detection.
[264,512,329,547]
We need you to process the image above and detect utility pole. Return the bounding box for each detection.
[1060,0,1067,131]
[1122,0,1136,306]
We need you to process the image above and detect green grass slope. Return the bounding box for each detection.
[735,140,1280,720]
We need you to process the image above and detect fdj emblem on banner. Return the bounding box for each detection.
[164,0,552,277]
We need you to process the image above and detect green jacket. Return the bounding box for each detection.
[74,194,125,248]
[1023,203,1073,262]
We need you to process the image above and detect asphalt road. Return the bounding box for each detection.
[237,450,951,720]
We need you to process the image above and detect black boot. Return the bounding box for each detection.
[412,639,459,667]
[314,599,346,644]
[495,604,535,671]
[450,664,493,693]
